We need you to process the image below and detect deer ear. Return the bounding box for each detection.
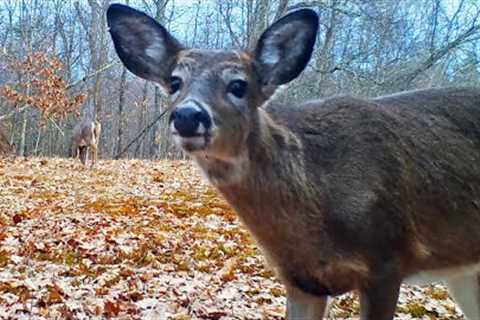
[253,9,318,86]
[107,4,182,87]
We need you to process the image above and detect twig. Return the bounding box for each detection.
[0,105,29,121]
[47,116,64,136]
[115,105,174,159]
[218,3,242,48]
[66,61,120,90]
[0,104,64,135]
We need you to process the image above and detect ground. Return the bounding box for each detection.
[0,157,465,319]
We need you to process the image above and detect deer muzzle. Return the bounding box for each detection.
[170,101,212,152]
[170,102,211,137]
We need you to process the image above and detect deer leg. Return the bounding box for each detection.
[286,286,328,320]
[79,146,87,165]
[359,274,402,320]
[446,273,480,319]
[90,145,97,168]
[71,145,77,158]
[84,147,89,165]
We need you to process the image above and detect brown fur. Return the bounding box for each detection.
[201,86,480,296]
[107,4,480,318]
[200,84,480,293]
[171,48,480,300]
[71,118,101,167]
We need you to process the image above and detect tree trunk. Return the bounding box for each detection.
[18,111,27,156]
[116,67,127,157]
[34,127,42,156]
[151,86,161,159]
[150,0,169,158]
[135,81,149,158]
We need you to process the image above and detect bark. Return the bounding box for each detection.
[116,67,127,157]
[74,0,110,116]
[18,111,28,156]
[247,0,270,50]
[135,81,149,158]
[150,0,169,158]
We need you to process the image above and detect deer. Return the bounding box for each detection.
[107,4,480,319]
[71,117,101,167]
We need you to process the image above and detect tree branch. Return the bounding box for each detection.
[115,104,174,159]
[66,61,120,90]
[400,24,480,86]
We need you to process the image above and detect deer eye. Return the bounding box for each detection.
[169,76,182,94]
[227,80,247,99]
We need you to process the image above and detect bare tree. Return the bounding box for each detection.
[0,0,478,159]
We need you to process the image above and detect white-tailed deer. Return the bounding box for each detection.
[71,118,101,167]
[108,4,480,319]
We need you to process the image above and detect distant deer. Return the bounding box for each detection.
[108,4,480,319]
[71,118,101,167]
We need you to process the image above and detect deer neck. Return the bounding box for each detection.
[194,108,320,259]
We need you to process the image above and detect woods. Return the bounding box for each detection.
[0,0,478,160]
[0,1,480,319]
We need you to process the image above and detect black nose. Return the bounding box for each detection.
[170,106,211,137]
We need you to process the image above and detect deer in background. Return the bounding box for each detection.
[71,117,101,167]
[108,4,480,320]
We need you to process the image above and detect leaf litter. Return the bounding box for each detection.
[0,157,465,319]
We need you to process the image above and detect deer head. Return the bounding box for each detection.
[107,4,318,163]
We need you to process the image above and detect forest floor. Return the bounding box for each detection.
[0,157,464,319]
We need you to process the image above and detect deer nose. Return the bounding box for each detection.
[170,105,211,137]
